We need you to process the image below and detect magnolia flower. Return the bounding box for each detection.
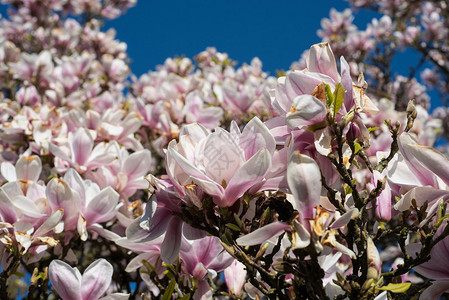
[48,258,128,300]
[50,127,117,174]
[46,169,119,241]
[179,236,233,300]
[389,132,449,226]
[166,117,276,207]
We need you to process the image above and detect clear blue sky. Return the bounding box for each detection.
[104,0,357,76]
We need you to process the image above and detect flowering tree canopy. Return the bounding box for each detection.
[1,0,449,299]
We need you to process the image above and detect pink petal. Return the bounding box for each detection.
[406,142,449,187]
[70,128,94,167]
[12,195,46,218]
[84,187,119,224]
[394,186,449,212]
[15,155,42,182]
[286,95,327,129]
[161,217,183,264]
[48,260,82,300]
[398,133,438,187]
[240,117,276,158]
[1,161,17,182]
[307,42,339,82]
[287,151,321,219]
[194,280,212,300]
[81,259,113,300]
[123,150,153,180]
[236,221,289,246]
[285,71,334,99]
[340,56,354,111]
[223,148,271,207]
[419,280,449,300]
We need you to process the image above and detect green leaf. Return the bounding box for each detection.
[226,223,241,232]
[378,282,411,293]
[324,83,334,108]
[332,83,345,115]
[179,294,191,300]
[162,278,176,300]
[353,142,362,155]
[368,126,379,132]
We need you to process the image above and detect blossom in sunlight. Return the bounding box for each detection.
[48,258,128,300]
[165,116,277,207]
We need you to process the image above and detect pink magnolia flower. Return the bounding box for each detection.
[389,132,449,223]
[50,127,117,174]
[46,169,119,241]
[85,142,154,200]
[48,258,128,300]
[165,117,275,207]
[179,236,233,300]
[267,42,378,145]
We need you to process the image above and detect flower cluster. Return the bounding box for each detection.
[304,1,449,144]
[2,0,449,300]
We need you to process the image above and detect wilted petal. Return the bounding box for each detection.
[48,260,82,300]
[81,259,113,300]
[291,220,311,249]
[287,151,321,219]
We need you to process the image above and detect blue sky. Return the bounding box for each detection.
[105,0,358,76]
